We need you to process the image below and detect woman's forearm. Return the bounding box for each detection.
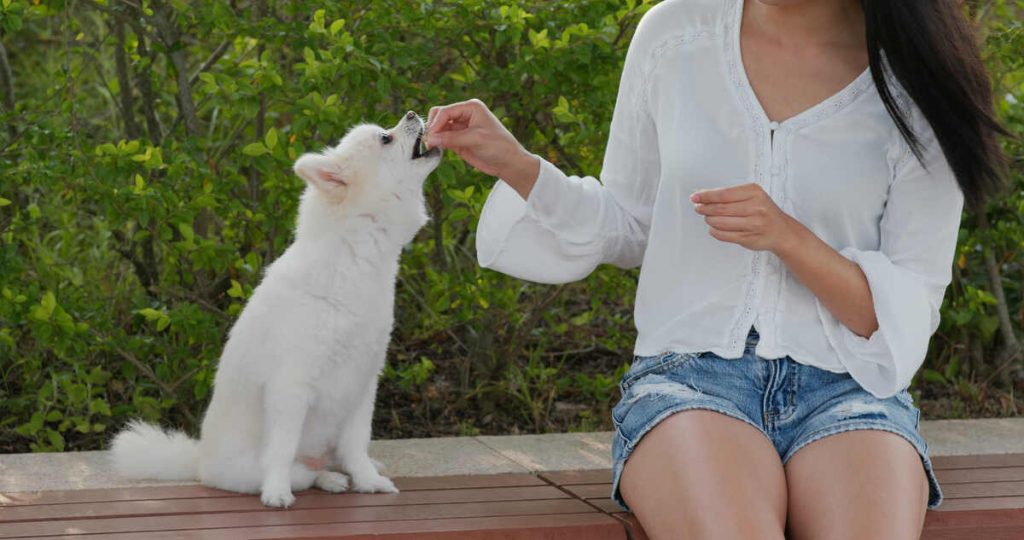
[500,151,542,201]
[774,215,879,338]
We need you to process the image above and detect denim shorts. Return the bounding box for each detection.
[610,327,941,511]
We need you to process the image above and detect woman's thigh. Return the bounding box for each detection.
[784,429,929,540]
[619,410,788,540]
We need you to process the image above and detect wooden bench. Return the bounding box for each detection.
[1,454,1021,539]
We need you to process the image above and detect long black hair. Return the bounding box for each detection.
[862,0,1010,211]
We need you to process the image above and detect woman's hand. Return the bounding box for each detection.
[426,99,540,199]
[691,183,800,256]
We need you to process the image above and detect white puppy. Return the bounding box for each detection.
[110,112,441,508]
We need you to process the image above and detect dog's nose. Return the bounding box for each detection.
[405,111,417,121]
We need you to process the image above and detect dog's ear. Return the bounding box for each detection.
[294,152,349,196]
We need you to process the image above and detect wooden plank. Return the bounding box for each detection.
[1,486,569,523]
[933,496,1024,512]
[0,485,237,507]
[932,454,1024,470]
[924,508,1024,529]
[941,481,1024,499]
[588,499,623,514]
[0,498,595,537]
[921,526,1024,540]
[394,474,546,491]
[41,513,627,540]
[935,466,1024,484]
[561,484,612,500]
[0,474,545,508]
[541,470,612,486]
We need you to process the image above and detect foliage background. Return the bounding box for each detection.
[0,0,1021,453]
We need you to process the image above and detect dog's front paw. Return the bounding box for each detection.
[351,473,398,494]
[315,471,350,493]
[260,488,296,508]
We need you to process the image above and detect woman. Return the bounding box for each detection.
[427,0,1007,538]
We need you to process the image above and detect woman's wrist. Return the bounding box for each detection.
[772,214,808,261]
[500,149,541,201]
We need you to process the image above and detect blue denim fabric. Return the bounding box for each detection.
[610,327,941,511]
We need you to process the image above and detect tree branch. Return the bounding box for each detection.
[132,32,163,145]
[113,20,141,139]
[90,328,198,425]
[0,35,17,139]
[151,0,199,137]
[189,40,230,87]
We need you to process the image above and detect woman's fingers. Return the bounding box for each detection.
[427,99,487,137]
[708,228,754,244]
[694,199,763,217]
[691,183,760,204]
[704,215,755,232]
[429,127,478,151]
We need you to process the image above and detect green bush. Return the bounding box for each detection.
[0,1,1021,452]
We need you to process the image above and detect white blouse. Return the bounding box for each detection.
[475,0,964,398]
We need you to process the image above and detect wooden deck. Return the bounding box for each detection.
[1,454,1022,539]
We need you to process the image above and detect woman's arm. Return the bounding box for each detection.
[423,10,663,284]
[691,184,879,338]
[693,113,964,398]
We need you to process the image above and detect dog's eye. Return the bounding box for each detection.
[380,133,393,145]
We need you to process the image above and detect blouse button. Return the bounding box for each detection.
[768,121,781,131]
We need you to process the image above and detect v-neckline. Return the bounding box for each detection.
[728,0,873,132]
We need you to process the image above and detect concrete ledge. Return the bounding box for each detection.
[1,418,1022,493]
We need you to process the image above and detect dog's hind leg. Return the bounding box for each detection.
[258,382,311,508]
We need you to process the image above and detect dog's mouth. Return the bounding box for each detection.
[411,129,440,160]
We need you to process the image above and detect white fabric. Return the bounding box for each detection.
[475,0,964,398]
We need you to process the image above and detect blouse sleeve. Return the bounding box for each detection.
[815,115,965,398]
[474,16,661,285]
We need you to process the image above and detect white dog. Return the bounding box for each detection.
[110,112,441,507]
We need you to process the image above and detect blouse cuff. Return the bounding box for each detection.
[475,177,528,270]
[815,247,935,398]
[475,157,600,284]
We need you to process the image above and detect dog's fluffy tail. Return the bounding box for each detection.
[110,420,199,481]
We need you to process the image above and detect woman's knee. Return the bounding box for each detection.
[619,410,787,540]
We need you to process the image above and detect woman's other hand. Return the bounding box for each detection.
[691,183,801,256]
[426,99,540,200]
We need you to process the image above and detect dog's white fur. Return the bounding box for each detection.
[110,114,440,508]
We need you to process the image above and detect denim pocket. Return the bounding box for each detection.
[620,351,699,390]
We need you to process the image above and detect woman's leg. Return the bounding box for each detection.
[619,410,788,540]
[784,429,929,540]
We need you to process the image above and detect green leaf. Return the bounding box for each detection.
[329,18,346,35]
[264,127,278,150]
[921,368,947,385]
[944,356,960,381]
[46,429,66,451]
[227,279,245,299]
[243,143,268,156]
[133,174,146,194]
[0,197,11,207]
[31,291,57,321]
[177,222,194,243]
[90,399,112,416]
[135,308,164,321]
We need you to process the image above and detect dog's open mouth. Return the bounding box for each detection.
[411,130,440,160]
